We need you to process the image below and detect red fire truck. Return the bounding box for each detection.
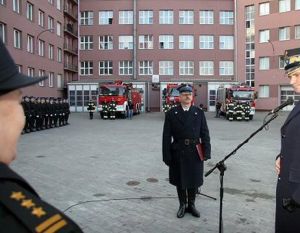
[162,83,181,112]
[98,81,142,119]
[217,84,256,120]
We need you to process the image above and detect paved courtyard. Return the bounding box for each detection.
[13,111,289,233]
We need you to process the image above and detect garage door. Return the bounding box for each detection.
[280,86,300,111]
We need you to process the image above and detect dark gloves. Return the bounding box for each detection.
[282,198,300,213]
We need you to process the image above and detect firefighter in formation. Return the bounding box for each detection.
[87,100,96,120]
[108,100,117,120]
[225,101,252,121]
[21,96,70,133]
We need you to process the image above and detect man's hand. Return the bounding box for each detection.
[275,157,281,175]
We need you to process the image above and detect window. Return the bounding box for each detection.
[179,10,194,24]
[119,36,133,49]
[259,2,270,16]
[279,56,285,69]
[27,35,34,53]
[259,57,270,70]
[0,23,6,43]
[14,29,22,49]
[99,11,113,25]
[119,11,133,24]
[259,29,270,43]
[259,85,270,98]
[27,67,34,77]
[199,61,214,75]
[159,35,174,49]
[80,36,93,50]
[38,10,45,27]
[26,2,33,21]
[179,61,194,75]
[48,0,53,4]
[296,0,300,10]
[57,22,61,36]
[57,47,62,62]
[48,44,54,60]
[279,27,290,41]
[199,35,214,49]
[99,35,113,50]
[16,65,22,73]
[80,11,93,25]
[220,11,234,25]
[80,61,93,75]
[199,10,214,24]
[139,10,153,24]
[49,72,54,87]
[13,0,20,13]
[38,69,45,86]
[38,39,45,56]
[99,61,113,75]
[159,10,173,24]
[219,36,234,49]
[159,61,174,75]
[0,0,5,5]
[139,61,153,75]
[56,0,61,11]
[295,25,300,39]
[279,0,291,12]
[179,35,194,49]
[119,61,133,75]
[139,35,153,49]
[48,16,54,30]
[219,61,234,75]
[57,74,62,88]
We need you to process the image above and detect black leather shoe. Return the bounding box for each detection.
[177,204,186,218]
[187,204,200,218]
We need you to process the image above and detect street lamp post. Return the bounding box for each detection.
[36,28,54,55]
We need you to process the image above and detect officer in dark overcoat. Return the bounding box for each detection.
[162,84,211,218]
[0,39,83,233]
[275,48,300,233]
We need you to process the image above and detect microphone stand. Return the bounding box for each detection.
[205,112,279,233]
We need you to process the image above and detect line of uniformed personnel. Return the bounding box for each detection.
[21,96,70,133]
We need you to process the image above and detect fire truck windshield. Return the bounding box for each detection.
[169,88,180,97]
[232,91,254,100]
[100,86,125,96]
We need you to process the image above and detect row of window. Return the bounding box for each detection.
[80,60,234,76]
[80,35,234,50]
[259,25,300,42]
[259,56,287,70]
[80,10,234,26]
[16,65,63,88]
[259,0,300,16]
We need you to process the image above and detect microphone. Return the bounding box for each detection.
[268,98,294,115]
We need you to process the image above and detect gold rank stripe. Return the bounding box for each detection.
[35,214,62,233]
[43,220,67,233]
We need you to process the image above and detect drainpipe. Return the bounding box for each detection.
[133,0,137,80]
[234,0,238,83]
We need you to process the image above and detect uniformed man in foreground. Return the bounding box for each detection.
[275,48,300,233]
[0,40,83,233]
[162,84,211,218]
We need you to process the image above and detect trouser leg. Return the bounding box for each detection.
[176,187,187,218]
[187,188,200,218]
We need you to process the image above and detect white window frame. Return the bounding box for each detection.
[296,0,300,10]
[57,47,62,62]
[279,27,290,41]
[119,35,133,49]
[48,16,54,30]
[56,0,61,11]
[38,39,45,56]
[38,10,45,27]
[279,56,285,69]
[99,61,113,75]
[0,23,6,43]
[259,85,270,98]
[279,0,291,12]
[199,35,214,49]
[99,11,113,25]
[119,60,133,75]
[259,29,270,43]
[139,35,153,49]
[0,0,6,6]
[14,29,21,49]
[13,0,20,13]
[80,11,94,25]
[99,35,113,50]
[295,25,300,39]
[80,35,93,50]
[80,61,93,76]
[199,10,214,24]
[259,2,270,16]
[159,35,174,49]
[159,61,174,75]
[139,10,153,24]
[26,2,34,21]
[199,61,214,75]
[139,61,153,75]
[179,35,194,49]
[179,10,194,24]
[27,67,34,77]
[220,11,234,25]
[57,22,61,36]
[259,57,270,70]
[179,61,194,75]
[48,44,54,60]
[49,72,54,87]
[38,69,45,86]
[219,35,234,49]
[27,35,34,53]
[219,61,234,75]
[119,11,133,24]
[159,10,173,24]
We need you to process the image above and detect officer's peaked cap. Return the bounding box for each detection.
[177,84,192,93]
[0,40,48,96]
[284,48,300,74]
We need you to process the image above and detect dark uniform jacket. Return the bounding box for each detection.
[162,105,211,189]
[0,163,83,233]
[276,102,300,233]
